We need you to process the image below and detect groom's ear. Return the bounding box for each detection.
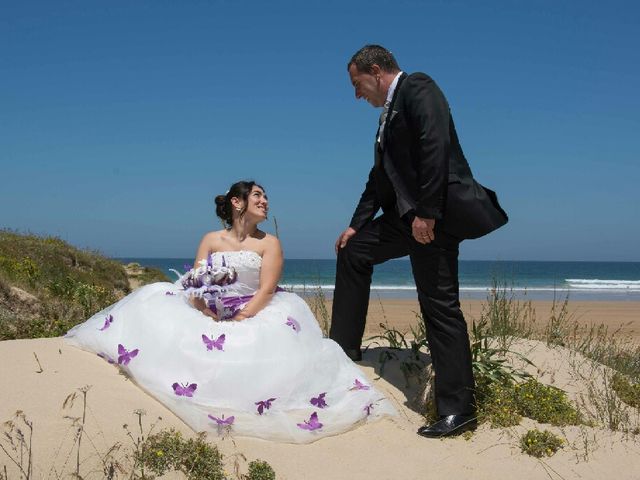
[369,64,382,76]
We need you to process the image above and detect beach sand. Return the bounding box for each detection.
[1,299,640,479]
[358,299,640,341]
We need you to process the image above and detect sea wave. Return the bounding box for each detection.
[565,279,640,291]
[280,284,565,292]
[280,284,416,291]
[281,282,640,293]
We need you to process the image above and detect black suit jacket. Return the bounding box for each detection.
[349,72,508,240]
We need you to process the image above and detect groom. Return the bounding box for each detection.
[330,45,508,437]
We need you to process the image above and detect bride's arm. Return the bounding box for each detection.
[191,233,218,319]
[193,232,215,268]
[232,236,283,321]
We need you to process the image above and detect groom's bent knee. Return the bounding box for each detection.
[337,239,371,272]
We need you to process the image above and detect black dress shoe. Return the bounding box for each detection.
[417,414,477,438]
[344,348,362,362]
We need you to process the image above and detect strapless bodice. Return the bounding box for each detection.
[208,250,262,294]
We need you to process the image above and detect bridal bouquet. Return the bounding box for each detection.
[173,256,249,320]
[179,256,238,296]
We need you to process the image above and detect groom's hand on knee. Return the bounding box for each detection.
[335,227,357,254]
[412,217,435,244]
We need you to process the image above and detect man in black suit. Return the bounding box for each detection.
[330,45,508,437]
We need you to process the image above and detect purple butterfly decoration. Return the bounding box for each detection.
[350,379,370,391]
[310,392,328,409]
[117,344,139,365]
[98,314,114,331]
[255,398,276,415]
[172,382,197,397]
[165,291,175,296]
[297,412,323,431]
[208,414,235,426]
[202,333,225,351]
[285,316,301,332]
[363,403,374,416]
[97,353,115,364]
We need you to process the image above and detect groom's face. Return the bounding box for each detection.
[348,64,385,108]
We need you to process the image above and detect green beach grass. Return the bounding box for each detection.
[0,230,168,340]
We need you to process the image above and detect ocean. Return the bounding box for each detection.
[117,258,640,301]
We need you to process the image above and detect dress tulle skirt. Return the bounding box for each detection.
[65,278,395,443]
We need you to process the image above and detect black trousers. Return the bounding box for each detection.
[329,212,475,416]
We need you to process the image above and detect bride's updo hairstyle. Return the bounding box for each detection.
[215,180,264,228]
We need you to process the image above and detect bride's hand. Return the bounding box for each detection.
[202,308,219,321]
[231,310,249,322]
[191,296,218,320]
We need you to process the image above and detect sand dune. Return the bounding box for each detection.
[2,332,639,479]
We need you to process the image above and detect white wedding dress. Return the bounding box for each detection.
[65,250,395,443]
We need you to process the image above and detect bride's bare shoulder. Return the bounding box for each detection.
[259,232,282,252]
[199,230,227,249]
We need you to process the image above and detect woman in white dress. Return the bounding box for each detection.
[65,181,395,443]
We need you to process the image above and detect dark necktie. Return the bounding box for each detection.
[377,100,391,147]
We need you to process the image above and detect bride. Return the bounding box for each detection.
[65,180,395,443]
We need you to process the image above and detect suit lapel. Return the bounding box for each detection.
[379,72,407,151]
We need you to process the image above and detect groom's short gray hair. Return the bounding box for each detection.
[348,45,400,74]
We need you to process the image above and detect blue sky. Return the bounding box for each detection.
[1,1,639,260]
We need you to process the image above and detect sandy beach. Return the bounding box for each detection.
[358,299,640,341]
[1,298,640,479]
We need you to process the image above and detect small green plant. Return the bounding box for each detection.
[569,323,640,380]
[544,290,573,347]
[520,429,564,458]
[469,304,535,429]
[476,380,522,427]
[307,286,331,337]
[583,368,639,432]
[366,310,429,387]
[48,275,117,316]
[515,379,581,426]
[481,278,535,350]
[612,372,640,408]
[471,317,533,386]
[476,378,582,428]
[0,411,34,479]
[136,429,225,480]
[11,257,41,287]
[245,460,276,480]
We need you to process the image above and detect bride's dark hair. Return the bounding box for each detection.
[215,180,264,228]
